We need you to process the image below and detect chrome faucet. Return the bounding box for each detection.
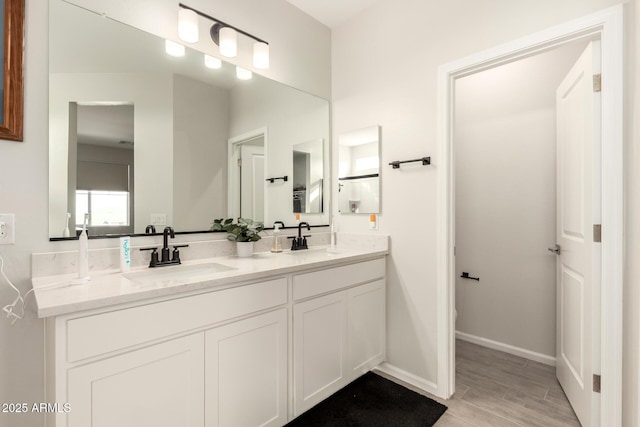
[290,222,311,250]
[140,226,189,267]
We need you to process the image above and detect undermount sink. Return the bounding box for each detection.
[285,247,347,258]
[124,262,236,284]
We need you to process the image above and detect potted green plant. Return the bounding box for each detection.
[211,218,264,257]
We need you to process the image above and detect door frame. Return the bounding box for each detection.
[436,5,623,426]
[227,127,268,219]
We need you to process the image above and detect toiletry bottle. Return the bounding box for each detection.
[271,223,282,253]
[72,214,91,284]
[120,236,131,272]
[369,214,377,230]
[295,213,301,224]
[62,212,70,237]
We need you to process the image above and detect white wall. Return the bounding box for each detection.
[331,0,633,401]
[173,74,229,231]
[454,43,586,358]
[0,1,330,426]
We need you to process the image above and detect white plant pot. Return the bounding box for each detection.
[236,241,254,257]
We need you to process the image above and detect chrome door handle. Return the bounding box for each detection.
[548,244,561,255]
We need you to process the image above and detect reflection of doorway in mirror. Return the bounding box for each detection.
[228,129,266,223]
[240,143,265,222]
[73,103,135,236]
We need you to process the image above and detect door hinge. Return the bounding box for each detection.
[593,224,602,243]
[593,374,601,393]
[593,74,602,93]
[237,158,242,167]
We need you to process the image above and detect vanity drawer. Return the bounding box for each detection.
[66,277,287,362]
[292,258,385,301]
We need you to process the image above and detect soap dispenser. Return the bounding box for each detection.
[271,221,284,253]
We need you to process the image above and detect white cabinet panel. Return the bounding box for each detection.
[67,277,287,362]
[293,292,348,416]
[205,309,287,427]
[292,258,385,300]
[348,279,386,377]
[67,333,204,427]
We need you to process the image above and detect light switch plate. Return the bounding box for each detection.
[150,213,167,226]
[0,214,15,244]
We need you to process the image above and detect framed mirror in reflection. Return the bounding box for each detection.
[338,126,381,214]
[48,0,330,239]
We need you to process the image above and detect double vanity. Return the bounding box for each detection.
[33,234,388,427]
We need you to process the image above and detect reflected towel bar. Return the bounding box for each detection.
[266,176,288,183]
[389,157,431,169]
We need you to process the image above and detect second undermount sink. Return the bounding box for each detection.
[285,247,347,258]
[124,262,236,284]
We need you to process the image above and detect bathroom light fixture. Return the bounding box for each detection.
[236,66,253,80]
[204,54,222,69]
[253,42,269,69]
[165,39,185,57]
[178,3,269,68]
[217,25,237,57]
[178,8,199,43]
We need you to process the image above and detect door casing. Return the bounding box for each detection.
[436,6,623,426]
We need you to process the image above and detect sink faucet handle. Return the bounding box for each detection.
[171,244,189,263]
[140,247,159,267]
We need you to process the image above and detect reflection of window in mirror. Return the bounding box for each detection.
[72,103,135,235]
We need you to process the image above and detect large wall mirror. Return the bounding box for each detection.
[338,126,381,214]
[48,0,330,239]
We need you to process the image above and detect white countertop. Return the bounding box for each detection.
[33,245,388,318]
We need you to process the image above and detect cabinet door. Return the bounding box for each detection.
[348,279,386,378]
[67,333,204,427]
[205,309,287,427]
[293,291,348,416]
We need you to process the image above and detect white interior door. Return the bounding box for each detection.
[240,144,265,222]
[555,40,600,427]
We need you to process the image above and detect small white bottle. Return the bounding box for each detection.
[120,236,131,272]
[71,214,91,285]
[271,224,282,253]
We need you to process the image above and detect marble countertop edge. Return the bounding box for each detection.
[34,245,389,318]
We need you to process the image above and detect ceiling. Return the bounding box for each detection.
[286,0,380,28]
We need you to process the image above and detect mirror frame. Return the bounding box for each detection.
[0,0,24,141]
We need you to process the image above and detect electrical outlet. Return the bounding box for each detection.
[0,214,15,244]
[150,213,167,226]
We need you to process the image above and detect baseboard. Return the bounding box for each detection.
[455,331,556,366]
[374,363,440,397]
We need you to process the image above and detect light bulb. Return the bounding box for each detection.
[204,54,222,69]
[219,27,237,57]
[236,66,252,80]
[178,9,199,43]
[165,40,185,57]
[253,42,269,69]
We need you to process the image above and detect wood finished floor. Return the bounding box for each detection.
[380,339,581,427]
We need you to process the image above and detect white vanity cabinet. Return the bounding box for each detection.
[45,277,288,427]
[292,258,386,416]
[43,254,386,427]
